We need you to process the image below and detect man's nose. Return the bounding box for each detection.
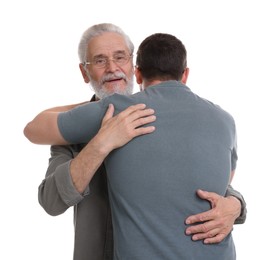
[105,59,119,72]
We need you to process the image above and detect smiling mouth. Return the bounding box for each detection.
[106,78,124,82]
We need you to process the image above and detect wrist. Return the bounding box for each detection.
[227,196,241,219]
[88,135,112,157]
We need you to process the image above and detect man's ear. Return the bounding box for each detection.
[135,67,143,85]
[79,63,90,83]
[181,67,190,84]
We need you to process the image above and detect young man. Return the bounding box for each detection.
[24,25,246,259]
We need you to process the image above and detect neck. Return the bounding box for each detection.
[141,79,163,90]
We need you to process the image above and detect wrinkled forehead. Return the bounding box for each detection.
[87,32,130,58]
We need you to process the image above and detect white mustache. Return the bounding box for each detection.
[100,72,127,85]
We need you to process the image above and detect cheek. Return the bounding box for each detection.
[89,69,104,82]
[123,65,135,79]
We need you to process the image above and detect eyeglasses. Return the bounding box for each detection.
[83,53,133,69]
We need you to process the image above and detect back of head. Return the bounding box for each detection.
[136,33,187,81]
[78,23,134,63]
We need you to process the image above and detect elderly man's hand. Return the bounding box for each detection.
[96,103,156,155]
[185,189,241,244]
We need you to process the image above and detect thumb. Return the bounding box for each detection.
[196,189,219,207]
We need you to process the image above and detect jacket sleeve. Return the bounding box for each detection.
[225,184,247,224]
[38,145,88,216]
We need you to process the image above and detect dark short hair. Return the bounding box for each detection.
[136,33,187,81]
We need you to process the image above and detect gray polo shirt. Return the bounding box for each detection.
[58,81,237,260]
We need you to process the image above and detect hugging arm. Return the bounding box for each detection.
[185,168,246,244]
[24,102,155,146]
[23,103,85,145]
[38,103,157,212]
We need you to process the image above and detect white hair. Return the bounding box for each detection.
[78,23,134,63]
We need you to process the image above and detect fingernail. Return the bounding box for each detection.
[192,235,199,241]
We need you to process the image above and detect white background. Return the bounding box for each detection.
[1,0,277,259]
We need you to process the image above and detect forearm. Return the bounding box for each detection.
[38,102,89,113]
[24,110,64,144]
[24,102,88,144]
[70,136,111,193]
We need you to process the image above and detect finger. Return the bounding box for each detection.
[119,104,147,118]
[133,125,156,136]
[185,209,214,224]
[125,108,155,124]
[196,189,219,204]
[203,233,226,244]
[102,104,115,124]
[185,220,215,235]
[132,115,156,128]
[188,226,220,239]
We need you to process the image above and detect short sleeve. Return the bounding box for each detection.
[57,101,106,144]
